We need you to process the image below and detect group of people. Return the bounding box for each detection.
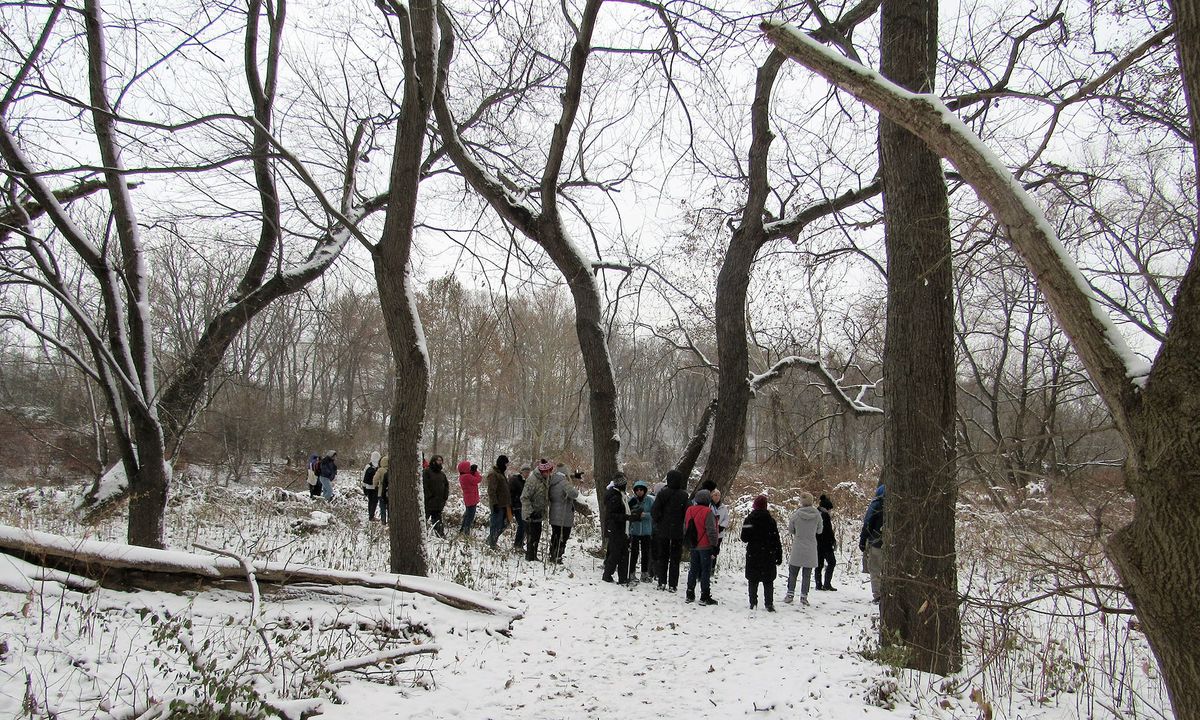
[309,446,887,608]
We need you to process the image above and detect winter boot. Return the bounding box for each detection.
[800,595,810,606]
[699,596,718,606]
[641,571,651,583]
[783,592,795,604]
[824,566,837,591]
[686,590,696,603]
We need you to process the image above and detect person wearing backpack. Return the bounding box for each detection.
[362,451,381,521]
[683,489,720,605]
[306,454,320,498]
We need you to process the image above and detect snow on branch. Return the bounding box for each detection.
[750,355,882,415]
[762,22,1150,430]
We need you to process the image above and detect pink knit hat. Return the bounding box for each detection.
[537,460,555,474]
[752,494,768,511]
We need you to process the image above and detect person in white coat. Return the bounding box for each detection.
[785,492,822,605]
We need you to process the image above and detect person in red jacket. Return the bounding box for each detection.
[684,489,720,605]
[458,460,483,536]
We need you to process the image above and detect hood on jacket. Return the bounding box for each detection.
[457,460,473,475]
[818,494,833,510]
[793,505,821,519]
[694,489,712,506]
[370,451,381,466]
[379,455,389,471]
[875,484,886,498]
[665,469,685,490]
[633,480,649,492]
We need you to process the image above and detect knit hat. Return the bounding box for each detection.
[612,472,628,489]
[818,494,833,510]
[753,494,768,511]
[496,454,509,470]
[520,463,531,471]
[537,460,554,474]
[694,489,712,506]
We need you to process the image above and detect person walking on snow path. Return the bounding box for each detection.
[741,494,783,611]
[627,480,655,582]
[684,489,720,605]
[422,454,449,538]
[318,451,338,501]
[548,465,580,563]
[521,460,553,561]
[785,492,822,605]
[362,451,381,521]
[602,473,639,584]
[815,494,838,591]
[651,469,688,592]
[859,484,885,603]
[486,455,512,548]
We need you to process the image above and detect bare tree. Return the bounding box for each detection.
[765,11,1200,712]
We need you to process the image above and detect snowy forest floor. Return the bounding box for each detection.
[0,470,1172,719]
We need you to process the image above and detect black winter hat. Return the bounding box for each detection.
[612,472,628,489]
[496,454,509,469]
[819,494,833,510]
[665,469,685,490]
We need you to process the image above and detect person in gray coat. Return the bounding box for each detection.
[785,492,822,605]
[547,466,580,564]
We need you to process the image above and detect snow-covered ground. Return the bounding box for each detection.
[0,475,1171,719]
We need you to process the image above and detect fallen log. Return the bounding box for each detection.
[0,525,522,620]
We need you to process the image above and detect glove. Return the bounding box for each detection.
[858,541,866,553]
[630,511,642,520]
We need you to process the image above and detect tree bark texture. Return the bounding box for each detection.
[374,0,439,577]
[876,0,963,674]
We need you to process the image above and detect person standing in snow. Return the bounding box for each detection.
[318,451,338,501]
[486,455,513,548]
[651,469,688,592]
[602,472,639,584]
[510,464,529,551]
[859,484,885,603]
[521,459,553,561]
[741,494,783,611]
[815,494,837,591]
[458,460,483,536]
[709,488,731,578]
[547,465,580,563]
[362,451,382,521]
[377,455,389,523]
[683,488,720,605]
[306,453,321,497]
[422,454,449,537]
[785,492,822,605]
[627,480,655,582]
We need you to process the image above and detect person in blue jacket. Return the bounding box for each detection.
[859,484,885,603]
[627,480,655,582]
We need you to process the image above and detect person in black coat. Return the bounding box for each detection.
[650,469,689,592]
[422,454,449,538]
[602,473,639,584]
[740,494,783,611]
[815,494,838,591]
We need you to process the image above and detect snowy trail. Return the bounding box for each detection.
[324,544,895,719]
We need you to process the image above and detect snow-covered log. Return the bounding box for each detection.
[0,525,522,619]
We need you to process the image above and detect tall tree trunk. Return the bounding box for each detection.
[877,0,963,674]
[126,416,170,548]
[373,0,438,577]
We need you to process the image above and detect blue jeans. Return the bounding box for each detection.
[487,508,509,547]
[319,476,333,500]
[460,505,478,535]
[512,506,526,548]
[687,547,713,599]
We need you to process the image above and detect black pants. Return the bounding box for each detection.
[525,520,544,560]
[364,487,378,520]
[549,525,572,562]
[628,535,652,578]
[655,536,682,589]
[425,509,445,537]
[603,532,629,582]
[748,579,775,608]
[816,545,837,587]
[512,506,526,548]
[308,482,320,497]
[379,494,388,523]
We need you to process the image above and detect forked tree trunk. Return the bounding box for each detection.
[876,0,963,674]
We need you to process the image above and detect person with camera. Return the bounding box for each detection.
[520,459,553,561]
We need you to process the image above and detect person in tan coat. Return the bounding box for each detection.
[486,455,513,548]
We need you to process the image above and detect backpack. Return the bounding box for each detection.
[684,516,699,546]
